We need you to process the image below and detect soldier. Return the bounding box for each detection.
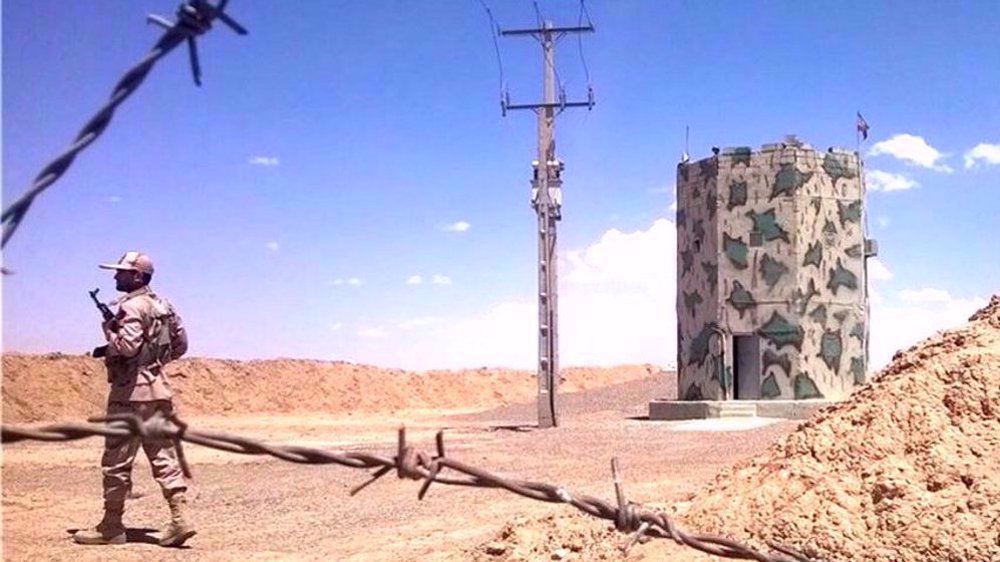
[73,251,195,547]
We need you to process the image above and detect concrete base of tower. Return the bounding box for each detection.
[647,399,838,421]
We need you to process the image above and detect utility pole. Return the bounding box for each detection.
[501,20,594,428]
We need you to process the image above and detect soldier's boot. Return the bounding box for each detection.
[158,490,196,547]
[72,505,126,545]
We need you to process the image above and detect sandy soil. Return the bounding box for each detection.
[2,367,798,562]
[0,355,660,423]
[680,297,1000,562]
[6,294,999,562]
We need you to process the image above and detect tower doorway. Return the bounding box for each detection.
[733,334,761,399]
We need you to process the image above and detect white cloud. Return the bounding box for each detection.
[964,143,1000,169]
[432,274,452,285]
[334,219,986,376]
[442,221,471,233]
[264,241,280,252]
[898,287,954,303]
[329,277,362,287]
[563,219,675,289]
[358,327,387,338]
[869,291,987,370]
[868,258,893,281]
[418,300,536,369]
[108,196,122,203]
[330,322,343,331]
[877,216,890,228]
[868,134,952,172]
[406,275,423,285]
[398,317,440,330]
[869,288,884,306]
[647,185,677,211]
[249,156,280,166]
[866,169,918,192]
[864,259,985,370]
[402,218,678,370]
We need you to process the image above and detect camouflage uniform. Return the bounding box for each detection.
[102,284,188,504]
[74,252,195,547]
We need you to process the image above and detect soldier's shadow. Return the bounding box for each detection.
[124,527,162,545]
[65,527,186,547]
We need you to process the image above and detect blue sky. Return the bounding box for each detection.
[3,1,998,371]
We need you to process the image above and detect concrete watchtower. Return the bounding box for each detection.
[652,136,877,419]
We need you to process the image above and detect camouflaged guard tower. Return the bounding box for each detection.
[651,136,877,419]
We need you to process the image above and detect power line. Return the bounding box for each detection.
[532,0,544,28]
[476,0,506,98]
[528,0,564,102]
[577,0,594,91]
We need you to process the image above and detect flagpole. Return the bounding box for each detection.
[857,111,871,381]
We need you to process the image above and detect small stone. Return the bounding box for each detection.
[551,548,570,560]
[484,542,506,556]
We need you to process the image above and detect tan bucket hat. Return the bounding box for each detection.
[99,251,155,275]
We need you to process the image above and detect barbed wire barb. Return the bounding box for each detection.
[0,0,247,252]
[2,415,815,561]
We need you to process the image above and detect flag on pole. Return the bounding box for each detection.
[856,111,870,141]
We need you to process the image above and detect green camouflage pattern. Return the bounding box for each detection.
[760,373,782,399]
[747,208,791,243]
[808,304,828,326]
[727,181,748,210]
[793,372,825,399]
[838,200,862,227]
[803,241,823,268]
[850,356,866,385]
[723,234,749,269]
[676,140,869,401]
[674,157,721,398]
[728,281,756,318]
[762,349,792,379]
[683,290,704,318]
[759,311,805,350]
[681,248,694,275]
[772,164,813,200]
[759,253,790,288]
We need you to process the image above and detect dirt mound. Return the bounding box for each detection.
[0,354,662,422]
[469,513,625,562]
[680,295,1000,562]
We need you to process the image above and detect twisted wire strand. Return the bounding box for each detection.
[0,1,243,249]
[3,415,813,561]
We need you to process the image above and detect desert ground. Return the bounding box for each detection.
[4,297,999,562]
[3,359,798,562]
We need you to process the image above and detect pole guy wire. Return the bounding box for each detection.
[3,414,814,562]
[0,0,248,250]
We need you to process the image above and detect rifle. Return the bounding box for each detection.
[89,288,116,358]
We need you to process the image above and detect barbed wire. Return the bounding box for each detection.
[0,0,247,250]
[3,414,813,561]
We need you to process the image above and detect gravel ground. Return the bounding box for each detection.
[3,373,798,562]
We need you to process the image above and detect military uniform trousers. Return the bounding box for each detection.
[101,400,186,506]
